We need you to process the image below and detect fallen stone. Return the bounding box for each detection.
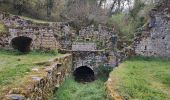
[32,76,42,81]
[8,88,21,94]
[57,72,61,75]
[6,94,25,100]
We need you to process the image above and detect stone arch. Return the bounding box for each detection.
[11,36,32,52]
[73,66,95,82]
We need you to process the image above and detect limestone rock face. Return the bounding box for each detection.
[135,4,170,58]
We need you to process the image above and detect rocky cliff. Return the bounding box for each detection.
[134,1,170,58]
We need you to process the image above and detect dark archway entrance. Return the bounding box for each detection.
[73,66,95,82]
[11,36,32,52]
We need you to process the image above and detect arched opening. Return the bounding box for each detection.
[11,36,32,52]
[73,66,95,82]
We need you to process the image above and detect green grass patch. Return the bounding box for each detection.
[0,49,60,89]
[54,75,107,100]
[110,56,170,100]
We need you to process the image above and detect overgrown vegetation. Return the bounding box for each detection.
[0,0,65,20]
[0,0,157,38]
[110,56,170,100]
[54,75,107,100]
[107,0,155,42]
[0,49,59,89]
[54,64,113,100]
[97,65,113,81]
[0,0,106,23]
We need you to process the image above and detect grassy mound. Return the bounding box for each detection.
[110,56,170,100]
[0,49,59,90]
[54,76,107,100]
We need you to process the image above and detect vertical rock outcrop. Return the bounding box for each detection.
[134,2,170,58]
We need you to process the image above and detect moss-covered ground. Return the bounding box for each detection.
[110,56,170,100]
[0,49,60,93]
[54,75,107,100]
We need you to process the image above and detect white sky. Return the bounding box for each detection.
[100,0,134,12]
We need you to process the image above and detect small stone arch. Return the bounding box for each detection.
[73,66,95,82]
[11,36,32,52]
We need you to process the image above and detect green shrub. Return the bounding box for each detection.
[108,14,137,41]
[107,0,155,42]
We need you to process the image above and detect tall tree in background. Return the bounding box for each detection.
[109,0,132,15]
[61,0,108,27]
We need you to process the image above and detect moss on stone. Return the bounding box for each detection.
[0,22,7,33]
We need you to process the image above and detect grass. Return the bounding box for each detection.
[110,56,170,100]
[0,49,59,89]
[54,75,107,100]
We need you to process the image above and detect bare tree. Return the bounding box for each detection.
[109,0,132,15]
[61,0,108,27]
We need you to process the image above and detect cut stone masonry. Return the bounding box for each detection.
[1,54,72,100]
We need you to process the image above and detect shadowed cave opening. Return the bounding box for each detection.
[73,66,95,82]
[11,36,32,52]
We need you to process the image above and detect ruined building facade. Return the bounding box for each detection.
[134,2,170,58]
[0,11,118,72]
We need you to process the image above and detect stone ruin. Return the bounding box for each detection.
[59,25,118,82]
[0,2,169,99]
[0,11,120,84]
[134,1,170,58]
[0,11,71,52]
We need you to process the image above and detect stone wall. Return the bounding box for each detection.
[72,42,96,51]
[135,4,170,58]
[72,51,109,75]
[0,11,120,95]
[0,12,71,51]
[59,24,119,71]
[1,54,72,100]
[59,24,117,50]
[77,25,117,50]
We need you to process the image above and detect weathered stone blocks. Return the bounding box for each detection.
[135,10,170,58]
[1,54,72,100]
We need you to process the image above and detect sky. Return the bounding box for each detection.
[101,0,134,12]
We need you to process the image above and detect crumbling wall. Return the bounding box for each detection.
[0,12,71,51]
[1,54,72,100]
[72,42,97,51]
[59,24,117,50]
[72,51,109,75]
[77,25,116,50]
[135,5,170,58]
